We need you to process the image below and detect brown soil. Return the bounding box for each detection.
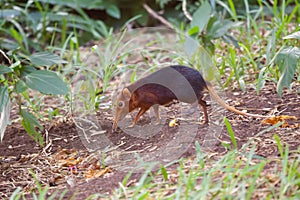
[0,82,299,199]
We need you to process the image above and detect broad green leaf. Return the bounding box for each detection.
[184,36,199,57]
[184,37,217,80]
[0,9,21,18]
[283,31,300,40]
[0,65,13,74]
[20,110,43,130]
[207,19,234,39]
[187,26,199,36]
[0,87,10,142]
[0,86,9,113]
[15,80,28,93]
[190,1,212,33]
[276,46,300,96]
[24,70,69,95]
[0,100,10,142]
[28,52,67,67]
[20,109,44,146]
[36,0,104,9]
[106,5,120,19]
[198,47,217,81]
[20,65,37,77]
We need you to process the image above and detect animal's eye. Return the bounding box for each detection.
[118,101,124,108]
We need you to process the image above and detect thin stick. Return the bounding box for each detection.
[143,3,174,30]
[0,49,12,65]
[182,0,193,21]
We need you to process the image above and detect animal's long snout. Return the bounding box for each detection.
[112,109,129,131]
[112,112,119,131]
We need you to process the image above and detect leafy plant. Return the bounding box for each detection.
[190,0,300,95]
[0,1,111,49]
[0,83,10,141]
[255,30,300,96]
[0,50,69,145]
[185,0,240,54]
[275,31,300,96]
[0,1,116,146]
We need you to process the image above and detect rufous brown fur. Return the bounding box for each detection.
[112,65,267,131]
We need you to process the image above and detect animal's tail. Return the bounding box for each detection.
[205,81,267,118]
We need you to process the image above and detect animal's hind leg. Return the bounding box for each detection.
[152,104,161,125]
[198,99,209,124]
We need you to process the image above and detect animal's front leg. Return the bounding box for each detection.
[128,107,150,128]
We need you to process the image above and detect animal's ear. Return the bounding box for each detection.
[122,88,131,101]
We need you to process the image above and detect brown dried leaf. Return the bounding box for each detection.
[58,157,82,167]
[54,149,76,160]
[262,115,298,128]
[265,173,280,183]
[84,167,112,179]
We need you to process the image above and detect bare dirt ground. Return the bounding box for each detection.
[0,80,299,199]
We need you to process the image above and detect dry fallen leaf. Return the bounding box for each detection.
[54,149,83,167]
[58,156,82,167]
[262,115,299,128]
[84,167,112,180]
[265,173,280,183]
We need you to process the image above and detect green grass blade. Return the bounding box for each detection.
[224,117,237,149]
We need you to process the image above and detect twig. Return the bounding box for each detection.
[182,0,193,21]
[143,3,174,30]
[0,49,12,65]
